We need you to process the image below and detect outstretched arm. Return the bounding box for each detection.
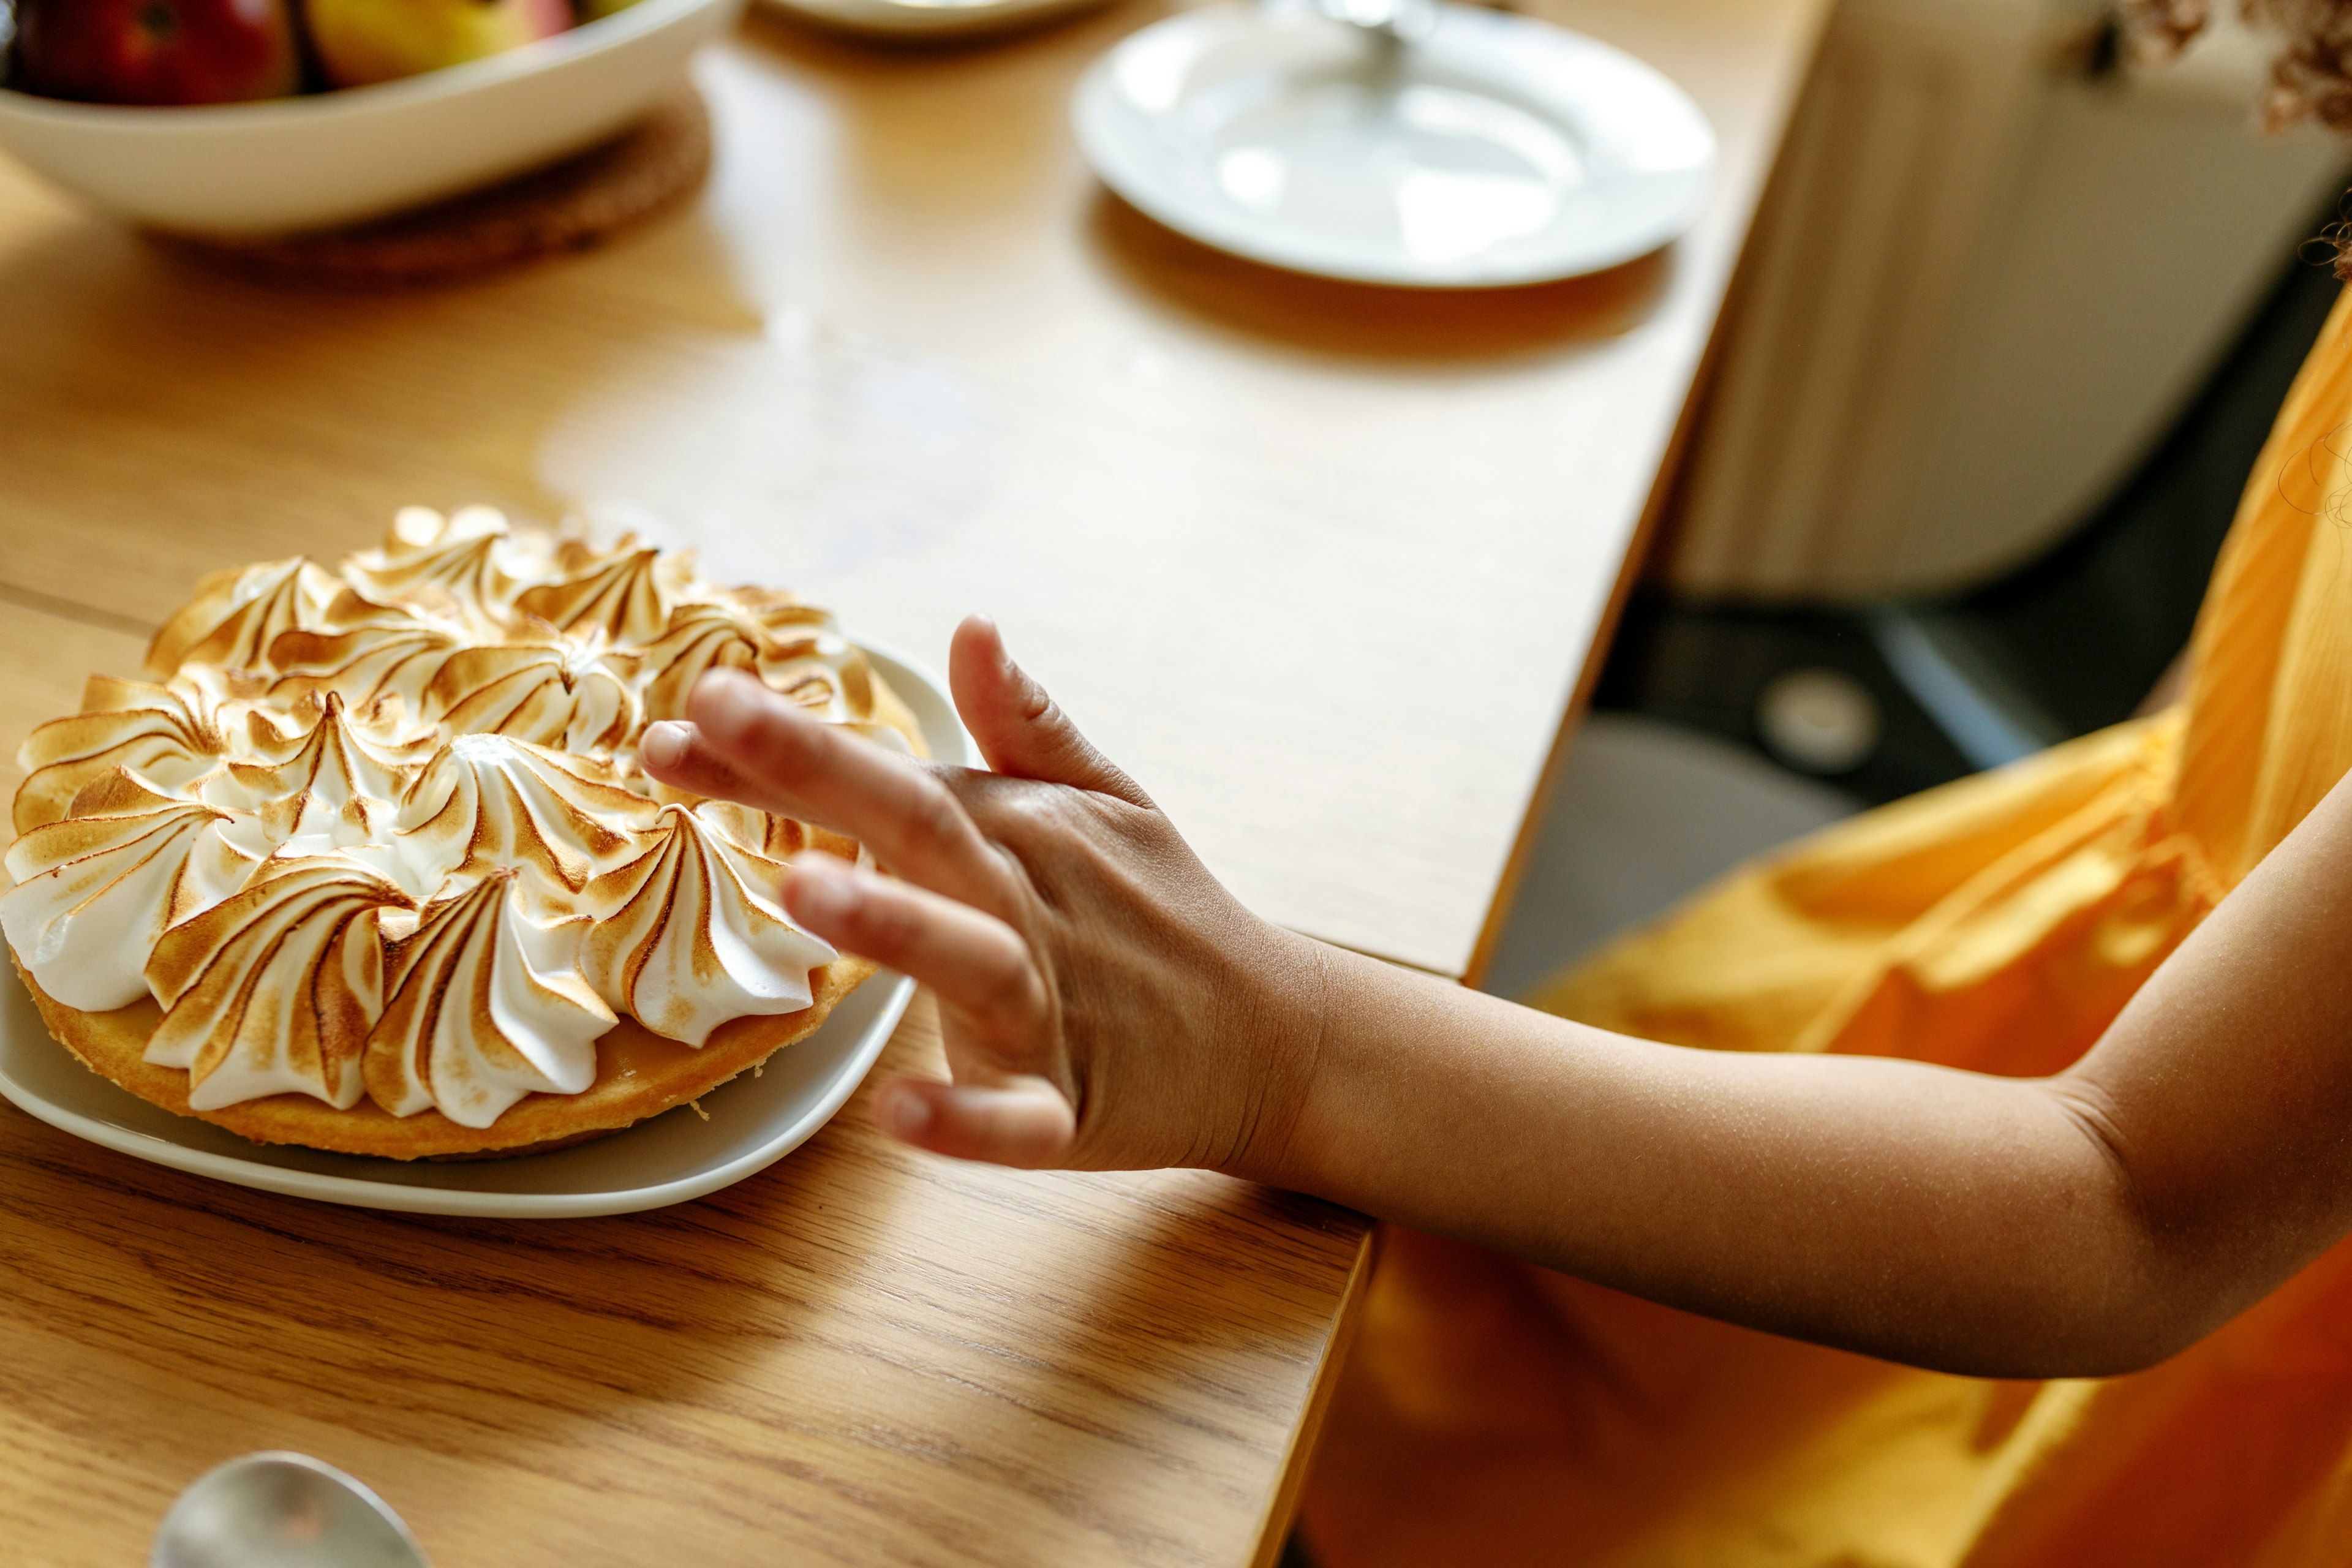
[641,617,2352,1378]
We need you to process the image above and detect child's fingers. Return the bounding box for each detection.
[657,668,1017,920]
[783,853,1049,1061]
[948,615,1152,807]
[640,715,768,807]
[873,1073,1077,1168]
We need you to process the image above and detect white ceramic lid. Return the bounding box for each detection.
[1073,2,1717,287]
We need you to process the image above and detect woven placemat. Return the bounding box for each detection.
[153,85,712,286]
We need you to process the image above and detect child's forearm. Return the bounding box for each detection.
[1255,763,2352,1377]
[1245,949,2167,1376]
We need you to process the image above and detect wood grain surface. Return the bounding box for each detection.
[0,986,1371,1568]
[0,0,1827,1558]
[0,0,1826,979]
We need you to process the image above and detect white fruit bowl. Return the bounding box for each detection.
[0,0,743,237]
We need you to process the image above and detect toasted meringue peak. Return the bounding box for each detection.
[422,639,641,755]
[341,506,541,633]
[246,688,437,779]
[396,733,659,897]
[77,672,219,721]
[7,508,919,1128]
[144,556,342,679]
[687,798,773,856]
[634,598,879,732]
[764,629,874,717]
[200,693,437,856]
[581,805,837,1046]
[511,543,697,647]
[165,663,280,717]
[1,775,261,1011]
[268,614,466,720]
[13,678,227,835]
[364,869,614,1128]
[722,585,829,635]
[689,797,861,866]
[145,854,411,1112]
[636,603,767,726]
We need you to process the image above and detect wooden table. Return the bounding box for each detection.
[0,0,1826,1561]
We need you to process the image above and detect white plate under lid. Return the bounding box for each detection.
[755,0,1114,41]
[0,641,962,1219]
[1072,2,1717,287]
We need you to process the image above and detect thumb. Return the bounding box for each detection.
[948,614,1151,807]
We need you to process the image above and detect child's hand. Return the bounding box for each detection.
[644,613,2352,1379]
[639,616,1327,1174]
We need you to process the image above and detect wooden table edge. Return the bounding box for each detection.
[1455,365,1705,991]
[1455,156,1822,995]
[1246,1217,1381,1567]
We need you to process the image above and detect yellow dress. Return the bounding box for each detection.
[1298,288,2352,1568]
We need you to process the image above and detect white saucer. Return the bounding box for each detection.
[1072,2,1716,287]
[755,0,1112,40]
[0,642,963,1219]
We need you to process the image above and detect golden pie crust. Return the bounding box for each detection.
[17,951,881,1161]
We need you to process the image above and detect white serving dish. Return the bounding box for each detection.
[755,0,1110,42]
[0,641,962,1218]
[0,0,744,236]
[1072,2,1717,288]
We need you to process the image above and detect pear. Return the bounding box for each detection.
[302,0,573,89]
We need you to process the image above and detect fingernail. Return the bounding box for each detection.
[640,721,688,769]
[888,1090,932,1137]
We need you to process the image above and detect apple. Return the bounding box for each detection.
[11,0,301,105]
[301,0,571,89]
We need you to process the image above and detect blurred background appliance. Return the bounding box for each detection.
[1664,0,2349,602]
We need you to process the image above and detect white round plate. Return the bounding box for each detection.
[0,0,742,236]
[0,641,962,1219]
[755,0,1112,41]
[1072,2,1716,287]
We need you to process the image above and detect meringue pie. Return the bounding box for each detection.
[1,507,922,1159]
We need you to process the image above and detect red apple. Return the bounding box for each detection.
[302,0,571,90]
[12,0,301,106]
